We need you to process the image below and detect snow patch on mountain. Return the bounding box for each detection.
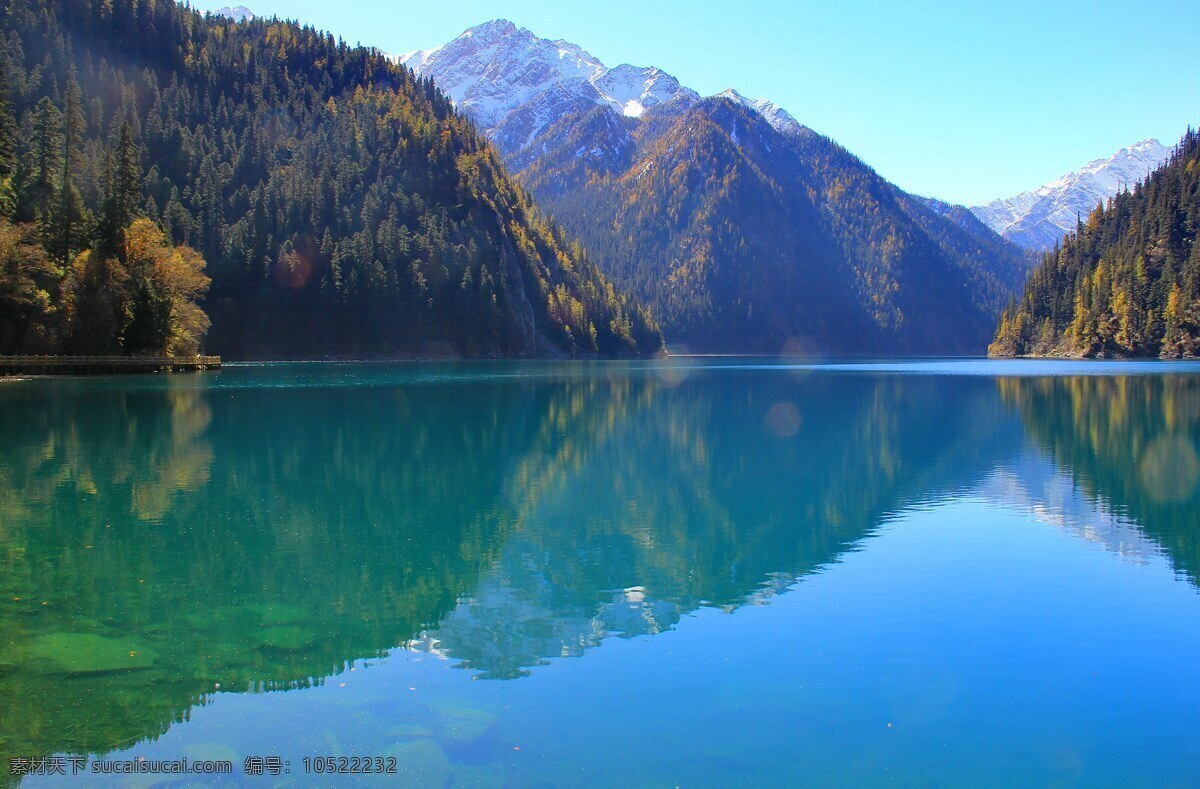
[401,20,624,134]
[398,20,814,153]
[594,64,692,119]
[971,139,1172,250]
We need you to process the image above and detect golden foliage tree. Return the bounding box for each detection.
[0,219,59,351]
[62,219,210,355]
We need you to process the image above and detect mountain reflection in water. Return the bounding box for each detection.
[0,361,1197,774]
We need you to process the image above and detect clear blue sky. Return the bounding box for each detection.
[190,0,1198,206]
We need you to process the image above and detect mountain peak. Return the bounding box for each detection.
[1129,138,1164,151]
[399,21,608,127]
[465,18,519,36]
[399,20,528,71]
[398,23,813,149]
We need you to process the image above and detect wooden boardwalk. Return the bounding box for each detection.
[0,355,221,375]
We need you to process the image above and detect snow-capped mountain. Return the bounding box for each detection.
[398,20,804,155]
[213,5,254,22]
[971,139,1172,250]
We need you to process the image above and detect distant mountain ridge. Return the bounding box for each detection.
[971,139,1172,250]
[399,20,1032,354]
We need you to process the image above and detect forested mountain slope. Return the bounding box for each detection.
[991,129,1199,358]
[0,0,660,358]
[520,97,1031,353]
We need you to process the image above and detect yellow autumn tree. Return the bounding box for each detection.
[0,218,58,352]
[123,218,212,356]
[62,218,211,355]
[1162,284,1186,358]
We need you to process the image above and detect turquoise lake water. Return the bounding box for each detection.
[1,359,1199,786]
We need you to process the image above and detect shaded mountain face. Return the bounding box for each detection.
[523,97,1033,353]
[402,21,1030,354]
[971,139,1172,251]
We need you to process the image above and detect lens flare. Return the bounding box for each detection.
[764,401,801,438]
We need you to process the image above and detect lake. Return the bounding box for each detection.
[2,359,1199,786]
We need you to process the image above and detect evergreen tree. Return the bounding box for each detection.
[97,120,141,257]
[21,98,61,223]
[46,75,89,266]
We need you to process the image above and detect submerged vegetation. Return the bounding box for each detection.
[991,129,1200,358]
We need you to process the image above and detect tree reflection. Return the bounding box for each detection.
[998,375,1200,584]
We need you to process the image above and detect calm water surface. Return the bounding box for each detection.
[1,359,1199,786]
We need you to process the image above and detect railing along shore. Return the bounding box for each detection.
[0,355,222,375]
